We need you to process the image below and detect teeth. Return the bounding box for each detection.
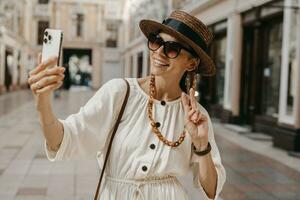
[154,59,168,66]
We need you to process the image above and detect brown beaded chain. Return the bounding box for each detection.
[147,73,186,147]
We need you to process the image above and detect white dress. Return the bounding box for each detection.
[45,78,226,200]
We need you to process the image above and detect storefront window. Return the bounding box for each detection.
[261,21,283,117]
[286,4,299,116]
[214,36,226,105]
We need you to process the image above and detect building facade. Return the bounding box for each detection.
[0,0,37,93]
[180,0,300,152]
[0,0,123,91]
[121,0,300,152]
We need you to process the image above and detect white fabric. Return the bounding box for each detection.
[45,78,226,200]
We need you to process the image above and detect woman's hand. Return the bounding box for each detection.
[27,54,65,108]
[181,88,209,150]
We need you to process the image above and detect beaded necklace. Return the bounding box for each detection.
[147,74,186,147]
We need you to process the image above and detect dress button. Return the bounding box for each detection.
[155,122,161,128]
[150,143,156,150]
[142,165,148,172]
[161,100,166,106]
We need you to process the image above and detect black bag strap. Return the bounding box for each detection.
[94,79,130,200]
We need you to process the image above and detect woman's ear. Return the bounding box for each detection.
[187,57,200,71]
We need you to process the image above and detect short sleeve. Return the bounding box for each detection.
[189,104,226,200]
[45,78,128,161]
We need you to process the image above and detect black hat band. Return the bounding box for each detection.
[162,18,208,52]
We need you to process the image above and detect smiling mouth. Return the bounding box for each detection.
[153,59,169,67]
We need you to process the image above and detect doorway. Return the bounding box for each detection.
[240,14,283,128]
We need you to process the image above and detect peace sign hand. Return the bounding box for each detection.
[181,88,209,150]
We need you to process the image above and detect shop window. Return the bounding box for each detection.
[261,21,283,117]
[286,6,299,116]
[213,36,226,105]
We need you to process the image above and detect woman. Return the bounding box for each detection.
[28,10,225,200]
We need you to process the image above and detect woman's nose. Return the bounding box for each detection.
[155,45,166,58]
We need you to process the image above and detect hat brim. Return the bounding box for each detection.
[139,19,215,76]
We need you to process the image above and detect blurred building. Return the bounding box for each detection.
[0,0,123,91]
[51,0,123,88]
[0,0,37,93]
[182,0,300,152]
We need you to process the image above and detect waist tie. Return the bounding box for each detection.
[105,175,177,200]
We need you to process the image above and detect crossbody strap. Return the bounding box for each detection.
[94,79,130,200]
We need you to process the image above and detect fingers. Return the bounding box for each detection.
[188,108,207,124]
[36,81,63,94]
[188,109,199,121]
[28,66,65,85]
[29,56,58,76]
[189,88,197,110]
[30,74,64,92]
[181,92,190,114]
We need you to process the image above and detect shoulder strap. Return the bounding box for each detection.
[94,79,130,200]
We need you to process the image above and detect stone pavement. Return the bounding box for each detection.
[0,89,299,200]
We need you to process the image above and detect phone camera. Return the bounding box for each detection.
[44,31,48,36]
[44,38,48,43]
[48,35,52,41]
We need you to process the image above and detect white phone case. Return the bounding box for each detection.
[41,29,63,66]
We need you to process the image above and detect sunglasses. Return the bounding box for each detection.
[147,34,195,59]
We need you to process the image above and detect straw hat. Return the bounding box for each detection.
[139,10,215,76]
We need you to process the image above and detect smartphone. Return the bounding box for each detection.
[41,28,63,66]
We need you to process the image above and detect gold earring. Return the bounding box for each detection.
[187,66,196,72]
[185,72,190,92]
[192,73,198,91]
[185,71,197,92]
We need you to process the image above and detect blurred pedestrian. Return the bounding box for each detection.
[27,10,225,200]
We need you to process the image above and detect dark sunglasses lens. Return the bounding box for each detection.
[148,34,162,50]
[165,42,181,58]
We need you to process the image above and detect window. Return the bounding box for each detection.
[37,21,49,45]
[213,35,226,105]
[38,0,49,4]
[76,14,84,37]
[261,21,283,117]
[286,6,299,116]
[106,23,118,47]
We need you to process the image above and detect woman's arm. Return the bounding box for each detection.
[37,98,64,152]
[182,89,226,199]
[28,55,65,152]
[193,144,217,198]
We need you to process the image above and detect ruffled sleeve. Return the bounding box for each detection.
[45,78,128,161]
[189,104,226,200]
